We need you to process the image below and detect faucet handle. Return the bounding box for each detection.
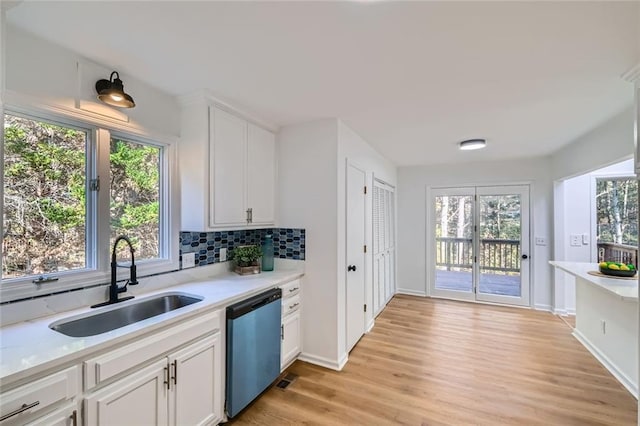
[129,264,139,286]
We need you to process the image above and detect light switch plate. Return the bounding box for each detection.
[582,234,589,245]
[570,234,581,247]
[219,248,227,262]
[182,252,195,269]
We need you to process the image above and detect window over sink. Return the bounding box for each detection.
[2,109,179,301]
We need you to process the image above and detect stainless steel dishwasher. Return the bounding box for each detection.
[225,287,282,418]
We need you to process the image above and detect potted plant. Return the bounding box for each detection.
[229,245,262,275]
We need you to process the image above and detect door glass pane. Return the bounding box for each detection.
[3,114,88,279]
[110,138,161,262]
[478,194,521,296]
[434,195,474,292]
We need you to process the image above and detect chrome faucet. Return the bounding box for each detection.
[92,235,139,308]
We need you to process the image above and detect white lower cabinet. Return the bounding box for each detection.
[169,334,222,426]
[280,279,302,371]
[84,360,168,426]
[0,366,79,426]
[84,333,222,426]
[24,402,79,426]
[281,311,301,369]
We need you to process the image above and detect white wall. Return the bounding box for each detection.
[277,119,340,368]
[277,118,397,370]
[397,157,554,310]
[4,24,179,137]
[552,107,634,180]
[555,174,592,314]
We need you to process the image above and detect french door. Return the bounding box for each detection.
[430,185,530,307]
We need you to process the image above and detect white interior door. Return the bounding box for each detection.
[346,163,366,353]
[430,185,530,307]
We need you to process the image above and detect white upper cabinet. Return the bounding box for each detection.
[179,96,276,231]
[210,107,248,227]
[247,123,276,225]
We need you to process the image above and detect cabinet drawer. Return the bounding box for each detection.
[280,279,301,298]
[84,309,220,391]
[281,294,301,317]
[0,366,78,425]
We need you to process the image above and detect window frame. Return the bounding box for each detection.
[1,103,180,303]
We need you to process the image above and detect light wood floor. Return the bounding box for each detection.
[230,295,637,425]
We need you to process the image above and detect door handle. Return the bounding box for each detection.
[522,254,529,260]
[348,265,357,272]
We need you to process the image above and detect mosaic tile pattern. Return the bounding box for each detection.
[179,228,305,268]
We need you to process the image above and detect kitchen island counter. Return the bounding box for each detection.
[550,260,637,397]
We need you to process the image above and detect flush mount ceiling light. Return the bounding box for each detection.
[459,139,487,151]
[95,71,135,108]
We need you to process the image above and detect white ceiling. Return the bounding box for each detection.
[5,1,640,166]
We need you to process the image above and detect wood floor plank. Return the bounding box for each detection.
[230,295,637,425]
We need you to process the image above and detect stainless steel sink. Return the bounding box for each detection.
[49,292,203,337]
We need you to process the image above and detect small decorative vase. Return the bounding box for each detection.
[262,234,274,271]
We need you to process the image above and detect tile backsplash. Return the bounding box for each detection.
[179,228,305,268]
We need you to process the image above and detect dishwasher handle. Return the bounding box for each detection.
[226,288,282,319]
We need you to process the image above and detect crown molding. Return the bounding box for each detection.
[621,62,640,84]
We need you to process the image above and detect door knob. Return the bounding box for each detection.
[348,265,357,272]
[522,254,529,260]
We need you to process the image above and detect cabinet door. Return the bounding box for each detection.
[281,311,301,371]
[247,123,276,225]
[210,106,247,227]
[169,333,223,426]
[84,360,168,426]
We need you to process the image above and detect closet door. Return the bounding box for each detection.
[372,180,396,315]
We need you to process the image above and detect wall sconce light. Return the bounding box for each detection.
[459,139,487,151]
[95,71,135,108]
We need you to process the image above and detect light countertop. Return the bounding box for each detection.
[549,261,637,302]
[0,267,303,387]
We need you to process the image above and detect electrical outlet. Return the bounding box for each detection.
[219,248,227,262]
[535,237,547,246]
[182,252,195,269]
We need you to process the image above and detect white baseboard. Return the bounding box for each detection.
[534,303,552,312]
[553,307,576,316]
[366,319,375,333]
[396,288,427,297]
[298,352,348,371]
[573,329,638,399]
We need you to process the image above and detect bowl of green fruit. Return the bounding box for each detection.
[599,261,637,277]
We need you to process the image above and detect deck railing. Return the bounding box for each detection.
[435,237,520,273]
[597,242,638,267]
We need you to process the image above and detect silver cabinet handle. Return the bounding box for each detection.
[289,302,300,309]
[172,360,178,385]
[70,410,78,426]
[164,363,170,390]
[288,287,299,293]
[0,401,40,422]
